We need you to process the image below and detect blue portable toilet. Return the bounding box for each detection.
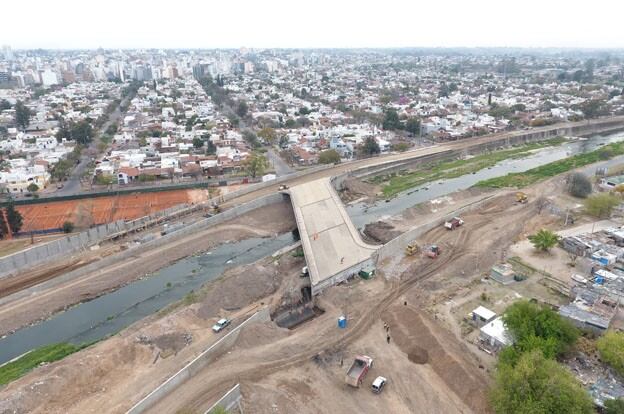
[595,276,605,285]
[338,316,347,329]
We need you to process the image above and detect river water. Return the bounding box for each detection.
[347,131,624,229]
[0,233,296,364]
[1,131,624,365]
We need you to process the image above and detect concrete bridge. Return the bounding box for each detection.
[288,177,378,295]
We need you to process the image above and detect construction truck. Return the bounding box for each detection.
[425,245,441,259]
[405,242,420,256]
[444,217,464,230]
[516,192,528,204]
[345,355,374,387]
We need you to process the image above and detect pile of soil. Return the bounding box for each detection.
[196,262,281,318]
[363,221,401,244]
[234,321,289,349]
[340,177,379,203]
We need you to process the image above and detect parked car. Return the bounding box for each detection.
[212,318,231,333]
[371,376,387,394]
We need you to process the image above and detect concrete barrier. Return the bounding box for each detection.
[126,308,270,414]
[205,384,242,414]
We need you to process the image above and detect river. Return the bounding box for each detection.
[346,131,624,229]
[1,130,624,365]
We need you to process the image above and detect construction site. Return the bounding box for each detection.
[2,120,624,414]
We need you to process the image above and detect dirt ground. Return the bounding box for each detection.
[0,187,545,414]
[1,160,608,414]
[339,176,380,204]
[0,201,296,336]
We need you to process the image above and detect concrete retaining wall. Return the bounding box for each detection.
[205,384,242,414]
[0,202,208,279]
[126,308,270,414]
[376,194,499,263]
[0,193,287,308]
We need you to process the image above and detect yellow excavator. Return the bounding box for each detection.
[516,192,528,204]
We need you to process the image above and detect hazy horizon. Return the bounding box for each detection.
[3,0,624,50]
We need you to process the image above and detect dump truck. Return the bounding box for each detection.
[345,355,374,387]
[405,242,420,256]
[444,217,464,230]
[516,192,528,204]
[425,245,441,258]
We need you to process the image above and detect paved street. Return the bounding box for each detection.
[55,96,130,196]
[267,148,294,176]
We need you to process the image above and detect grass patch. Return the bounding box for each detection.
[475,141,624,189]
[373,138,567,198]
[0,342,90,386]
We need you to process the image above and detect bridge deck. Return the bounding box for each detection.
[289,178,378,293]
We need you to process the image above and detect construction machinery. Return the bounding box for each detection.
[405,242,420,256]
[345,355,374,387]
[444,216,464,230]
[516,192,528,204]
[425,244,441,259]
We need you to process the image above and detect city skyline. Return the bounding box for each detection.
[3,0,624,50]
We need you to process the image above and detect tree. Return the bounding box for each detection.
[405,117,421,136]
[70,120,94,145]
[382,109,401,130]
[27,183,39,193]
[585,193,620,218]
[205,140,216,155]
[5,203,23,234]
[597,331,624,377]
[192,137,204,149]
[244,152,269,178]
[392,142,410,152]
[491,350,593,414]
[319,149,341,164]
[236,100,248,118]
[14,100,32,130]
[257,127,277,145]
[62,221,75,233]
[605,399,624,414]
[567,173,592,198]
[528,229,560,252]
[0,100,11,111]
[242,129,259,148]
[51,159,73,181]
[580,99,606,119]
[298,106,311,116]
[362,137,380,156]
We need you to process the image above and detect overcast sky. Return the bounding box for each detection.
[3,0,624,50]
